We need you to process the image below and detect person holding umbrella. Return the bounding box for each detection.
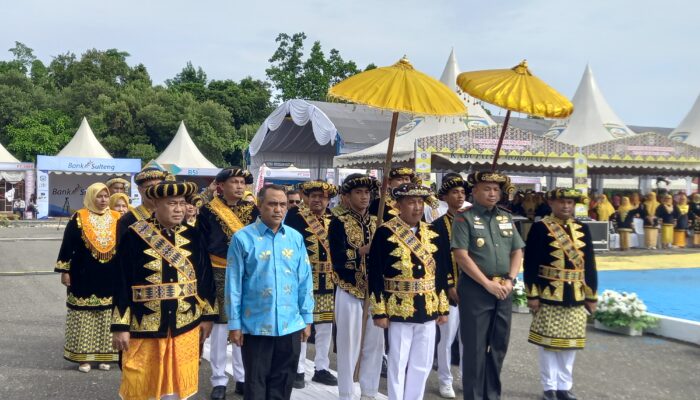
[328,174,383,400]
[451,172,525,400]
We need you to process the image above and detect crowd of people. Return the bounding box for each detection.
[505,188,700,250]
[56,164,602,400]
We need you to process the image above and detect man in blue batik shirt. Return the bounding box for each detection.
[226,184,314,400]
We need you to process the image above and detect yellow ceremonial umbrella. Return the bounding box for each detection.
[456,60,573,170]
[329,56,466,219]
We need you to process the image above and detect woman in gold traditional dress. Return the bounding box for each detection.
[595,194,616,221]
[55,183,120,372]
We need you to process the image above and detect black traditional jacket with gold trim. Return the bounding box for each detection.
[431,212,459,306]
[111,218,218,338]
[690,201,700,232]
[198,196,259,268]
[285,206,335,323]
[328,208,377,300]
[117,204,152,242]
[55,210,121,311]
[524,215,598,307]
[369,196,400,223]
[368,218,450,323]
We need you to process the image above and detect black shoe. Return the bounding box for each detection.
[380,355,388,378]
[293,372,305,389]
[556,390,578,400]
[234,382,244,395]
[210,385,226,400]
[542,390,558,400]
[311,369,338,386]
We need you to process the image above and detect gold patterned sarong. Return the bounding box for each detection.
[119,328,200,400]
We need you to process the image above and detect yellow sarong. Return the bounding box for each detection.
[661,224,674,246]
[119,328,200,400]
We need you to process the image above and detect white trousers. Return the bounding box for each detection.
[210,323,245,386]
[297,322,333,373]
[335,287,384,400]
[437,305,462,387]
[387,321,436,400]
[538,347,576,391]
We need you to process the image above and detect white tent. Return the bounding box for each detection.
[57,117,112,158]
[0,142,19,163]
[249,99,411,179]
[545,65,634,147]
[669,93,700,147]
[156,121,217,169]
[333,49,495,168]
[440,48,495,127]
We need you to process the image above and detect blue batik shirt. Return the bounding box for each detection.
[226,218,314,336]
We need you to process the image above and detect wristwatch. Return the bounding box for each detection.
[504,275,518,285]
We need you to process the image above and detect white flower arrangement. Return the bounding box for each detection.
[512,280,527,307]
[594,289,658,330]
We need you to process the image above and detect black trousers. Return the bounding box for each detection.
[241,329,302,400]
[459,274,512,400]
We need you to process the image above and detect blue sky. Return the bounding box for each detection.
[3,0,698,127]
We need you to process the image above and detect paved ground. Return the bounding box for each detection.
[0,227,698,399]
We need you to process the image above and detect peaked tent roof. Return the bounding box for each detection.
[57,117,112,158]
[669,93,700,147]
[0,142,20,163]
[544,65,634,147]
[156,121,217,169]
[334,49,496,168]
[440,48,496,127]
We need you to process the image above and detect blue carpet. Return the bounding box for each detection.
[599,268,700,321]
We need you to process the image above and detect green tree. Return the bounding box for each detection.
[266,32,366,101]
[6,109,72,161]
[8,41,36,74]
[266,32,307,101]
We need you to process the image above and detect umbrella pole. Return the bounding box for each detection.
[491,110,511,171]
[377,112,400,223]
[354,111,399,382]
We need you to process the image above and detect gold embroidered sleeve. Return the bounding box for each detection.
[370,294,387,318]
[526,283,540,299]
[584,285,598,302]
[438,290,450,314]
[111,307,131,330]
[55,260,71,272]
[202,299,219,317]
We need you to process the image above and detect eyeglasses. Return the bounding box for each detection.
[288,200,301,204]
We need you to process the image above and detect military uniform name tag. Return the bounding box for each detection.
[474,225,485,229]
[498,223,512,229]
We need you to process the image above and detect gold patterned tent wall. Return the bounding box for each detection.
[415,125,577,176]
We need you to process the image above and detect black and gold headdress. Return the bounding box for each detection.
[341,173,379,194]
[388,167,415,180]
[300,180,338,197]
[145,181,198,200]
[546,188,589,204]
[438,175,467,197]
[391,183,434,200]
[216,167,253,184]
[134,167,169,186]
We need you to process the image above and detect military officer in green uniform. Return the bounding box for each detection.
[451,171,525,400]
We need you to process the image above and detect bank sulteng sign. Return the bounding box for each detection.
[35,156,141,219]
